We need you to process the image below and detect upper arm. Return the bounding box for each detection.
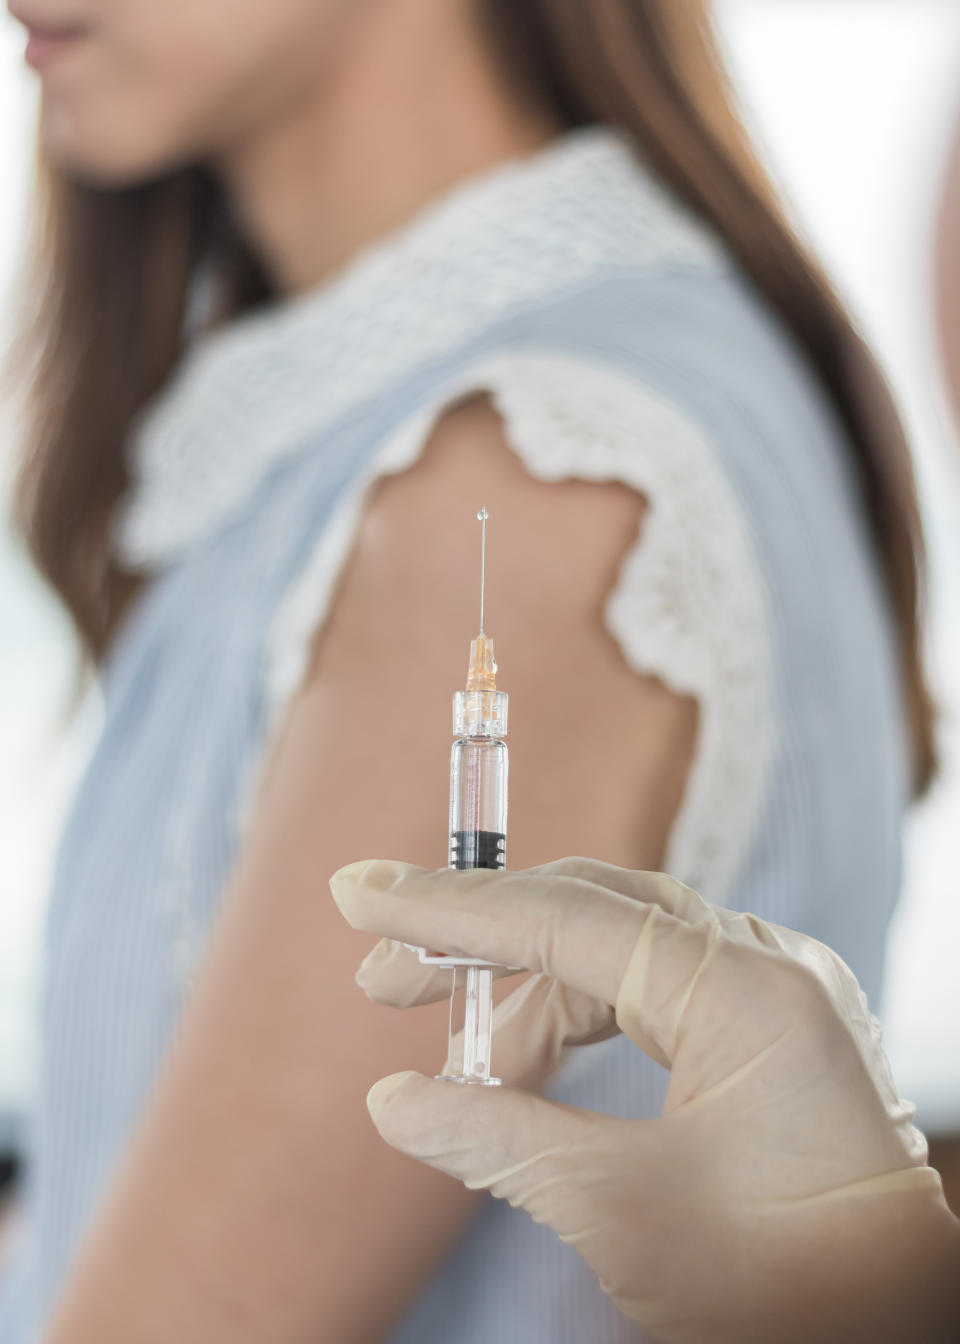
[45,395,699,1344]
[288,392,698,873]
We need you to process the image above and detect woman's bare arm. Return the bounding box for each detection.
[44,397,697,1344]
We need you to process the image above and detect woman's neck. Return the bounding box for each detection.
[216,0,559,296]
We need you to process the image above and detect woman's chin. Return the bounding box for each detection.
[40,103,194,188]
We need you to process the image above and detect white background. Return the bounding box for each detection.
[1,0,959,1136]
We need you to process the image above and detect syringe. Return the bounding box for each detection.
[419,507,508,1086]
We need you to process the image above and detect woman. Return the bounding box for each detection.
[1,1,933,1341]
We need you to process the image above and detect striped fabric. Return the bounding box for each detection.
[0,131,907,1343]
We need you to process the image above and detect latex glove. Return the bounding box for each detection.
[330,857,960,1344]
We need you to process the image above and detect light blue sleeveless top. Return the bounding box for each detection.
[0,128,908,1344]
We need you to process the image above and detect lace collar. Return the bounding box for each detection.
[115,125,722,567]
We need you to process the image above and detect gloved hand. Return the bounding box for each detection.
[330,857,960,1344]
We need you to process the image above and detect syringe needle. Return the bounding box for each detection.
[477,506,488,635]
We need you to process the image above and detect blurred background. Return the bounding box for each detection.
[1,0,959,1157]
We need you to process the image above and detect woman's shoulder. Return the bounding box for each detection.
[504,258,851,471]
[487,260,873,589]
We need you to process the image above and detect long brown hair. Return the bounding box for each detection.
[14,0,935,791]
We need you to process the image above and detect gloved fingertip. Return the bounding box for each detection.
[331,858,413,891]
[366,1070,424,1124]
[329,860,395,892]
[355,938,391,988]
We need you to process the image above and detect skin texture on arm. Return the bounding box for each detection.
[41,397,697,1344]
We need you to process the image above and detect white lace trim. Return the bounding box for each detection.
[259,352,774,902]
[114,126,724,568]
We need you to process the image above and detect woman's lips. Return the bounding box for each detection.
[22,22,89,70]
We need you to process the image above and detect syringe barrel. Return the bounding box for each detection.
[448,736,508,871]
[444,731,507,1085]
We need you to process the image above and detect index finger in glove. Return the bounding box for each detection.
[350,856,718,1008]
[330,857,716,1064]
[353,939,518,1008]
